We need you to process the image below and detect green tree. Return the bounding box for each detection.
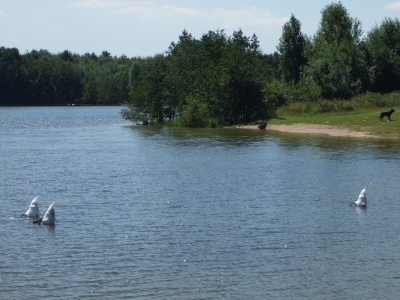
[128,59,143,89]
[23,49,57,105]
[303,2,368,99]
[123,29,268,126]
[316,1,362,45]
[179,95,209,127]
[261,52,281,81]
[194,29,227,122]
[166,30,200,98]
[365,18,400,93]
[277,14,307,83]
[127,54,167,123]
[303,41,367,99]
[0,47,134,106]
[218,30,266,123]
[81,68,99,105]
[52,57,83,105]
[0,47,27,105]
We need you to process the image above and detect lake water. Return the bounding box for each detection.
[2,106,400,299]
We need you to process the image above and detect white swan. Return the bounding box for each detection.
[350,187,367,207]
[21,196,40,218]
[33,202,55,225]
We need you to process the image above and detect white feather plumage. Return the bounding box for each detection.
[41,202,55,225]
[22,196,40,218]
[354,187,367,207]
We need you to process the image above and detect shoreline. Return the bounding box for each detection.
[236,124,386,139]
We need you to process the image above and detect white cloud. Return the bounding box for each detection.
[69,1,287,30]
[9,38,20,43]
[0,10,6,16]
[68,1,288,44]
[116,4,202,21]
[213,7,288,29]
[116,4,288,30]
[68,0,129,9]
[385,2,400,10]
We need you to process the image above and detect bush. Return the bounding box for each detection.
[275,91,400,116]
[353,91,400,108]
[121,107,149,123]
[179,96,210,127]
[336,101,354,112]
[295,76,322,102]
[263,78,322,110]
[317,101,335,113]
[208,118,223,128]
[263,79,291,108]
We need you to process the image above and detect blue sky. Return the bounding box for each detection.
[0,0,399,57]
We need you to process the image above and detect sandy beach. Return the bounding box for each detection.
[237,124,378,138]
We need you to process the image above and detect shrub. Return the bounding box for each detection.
[263,79,291,108]
[179,96,209,127]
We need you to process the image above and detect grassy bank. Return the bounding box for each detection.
[266,92,400,137]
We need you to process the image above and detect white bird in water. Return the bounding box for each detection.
[33,202,55,225]
[21,196,40,218]
[350,187,367,208]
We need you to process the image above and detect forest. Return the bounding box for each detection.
[1,3,400,127]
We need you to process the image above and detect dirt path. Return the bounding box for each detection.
[237,124,377,138]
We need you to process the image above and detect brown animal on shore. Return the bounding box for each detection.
[258,122,267,129]
[379,109,395,121]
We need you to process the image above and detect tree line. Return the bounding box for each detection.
[124,2,400,126]
[0,49,134,106]
[1,2,400,127]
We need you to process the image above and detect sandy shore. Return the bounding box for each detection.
[236,124,378,138]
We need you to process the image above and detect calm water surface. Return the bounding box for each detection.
[1,106,400,299]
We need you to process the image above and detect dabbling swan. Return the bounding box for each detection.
[21,196,40,218]
[350,187,367,208]
[33,202,55,225]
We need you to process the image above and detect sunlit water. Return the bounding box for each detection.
[2,106,400,299]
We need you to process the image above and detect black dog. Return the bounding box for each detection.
[379,109,395,121]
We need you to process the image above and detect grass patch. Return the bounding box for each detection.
[268,91,400,136]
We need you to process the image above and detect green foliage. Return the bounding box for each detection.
[1,2,400,125]
[352,91,400,108]
[365,18,400,93]
[263,79,291,108]
[276,91,400,116]
[316,2,362,45]
[179,96,210,127]
[124,29,267,127]
[261,52,281,79]
[121,106,149,124]
[129,60,142,88]
[128,54,169,123]
[276,100,349,115]
[303,3,368,100]
[0,47,27,105]
[277,14,308,83]
[303,41,368,99]
[263,78,321,108]
[220,30,266,124]
[317,101,336,113]
[294,76,322,102]
[0,47,134,106]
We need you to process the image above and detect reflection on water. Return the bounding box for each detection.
[355,206,367,216]
[1,107,400,299]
